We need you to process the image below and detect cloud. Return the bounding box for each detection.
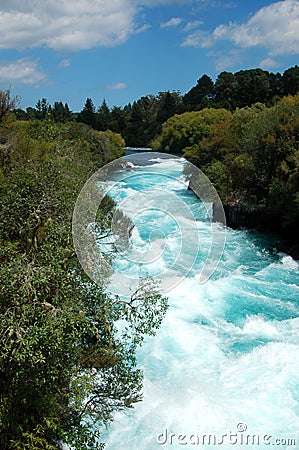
[0,0,137,51]
[106,82,127,90]
[259,58,279,69]
[181,30,212,48]
[135,24,152,34]
[0,0,221,52]
[137,0,193,5]
[161,17,183,28]
[208,49,242,71]
[183,20,204,32]
[0,58,47,85]
[136,0,216,5]
[211,0,299,56]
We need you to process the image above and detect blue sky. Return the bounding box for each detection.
[0,0,298,111]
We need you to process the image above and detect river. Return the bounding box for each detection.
[100,151,299,449]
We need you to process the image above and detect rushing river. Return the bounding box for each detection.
[98,152,299,449]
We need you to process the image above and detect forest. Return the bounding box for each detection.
[0,64,298,448]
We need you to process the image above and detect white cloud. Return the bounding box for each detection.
[183,20,204,32]
[161,17,183,28]
[0,58,47,85]
[136,0,214,5]
[181,29,212,48]
[0,0,137,51]
[106,82,127,90]
[135,23,152,34]
[137,0,193,4]
[0,0,221,52]
[208,49,242,71]
[259,58,279,69]
[212,0,299,56]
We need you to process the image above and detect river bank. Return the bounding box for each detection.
[220,201,299,260]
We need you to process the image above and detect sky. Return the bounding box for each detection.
[0,0,298,112]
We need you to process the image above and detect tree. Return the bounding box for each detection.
[283,65,299,96]
[214,71,236,109]
[26,107,38,120]
[51,102,73,123]
[202,160,232,203]
[12,108,27,121]
[152,108,231,163]
[0,89,18,124]
[35,98,51,120]
[268,72,284,99]
[78,98,97,128]
[124,101,145,147]
[97,99,111,131]
[108,106,128,134]
[233,69,271,107]
[231,96,299,194]
[130,95,161,145]
[183,74,214,109]
[157,91,182,124]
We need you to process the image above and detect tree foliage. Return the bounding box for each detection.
[153,94,299,236]
[0,90,19,124]
[183,74,214,109]
[152,108,232,163]
[0,111,168,448]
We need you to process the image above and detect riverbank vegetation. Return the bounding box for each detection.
[0,92,167,449]
[152,94,299,249]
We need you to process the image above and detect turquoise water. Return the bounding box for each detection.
[101,155,299,449]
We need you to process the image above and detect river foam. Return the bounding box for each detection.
[100,156,299,449]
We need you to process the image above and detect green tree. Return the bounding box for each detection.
[203,160,233,203]
[157,91,182,124]
[283,65,299,96]
[26,107,38,121]
[152,108,232,165]
[214,71,236,109]
[108,106,128,134]
[97,99,111,131]
[0,89,19,124]
[51,102,73,123]
[233,69,271,107]
[232,96,299,195]
[124,101,145,147]
[183,74,214,110]
[98,130,125,160]
[132,95,161,145]
[268,72,283,99]
[12,108,27,121]
[36,98,51,120]
[78,98,97,129]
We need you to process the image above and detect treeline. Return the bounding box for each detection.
[152,95,299,245]
[13,65,299,147]
[0,91,167,448]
